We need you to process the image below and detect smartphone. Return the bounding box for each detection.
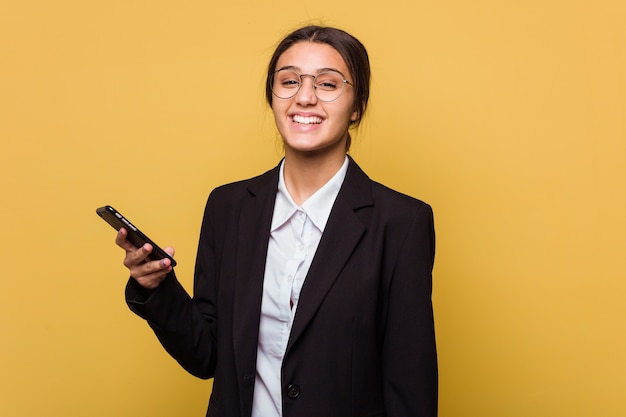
[96,205,177,267]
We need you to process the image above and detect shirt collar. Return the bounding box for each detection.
[271,156,349,232]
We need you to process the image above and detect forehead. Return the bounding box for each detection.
[275,41,350,75]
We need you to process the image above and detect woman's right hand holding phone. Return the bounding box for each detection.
[115,227,175,289]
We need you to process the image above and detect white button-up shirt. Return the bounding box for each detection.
[251,156,349,417]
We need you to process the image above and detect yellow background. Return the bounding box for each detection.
[1,0,625,416]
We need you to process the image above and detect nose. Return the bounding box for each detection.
[294,74,318,105]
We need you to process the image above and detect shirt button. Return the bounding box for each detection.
[286,384,301,399]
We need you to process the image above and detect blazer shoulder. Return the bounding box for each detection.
[207,164,280,205]
[369,180,432,216]
[345,157,431,214]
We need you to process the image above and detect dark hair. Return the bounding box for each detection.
[265,26,371,148]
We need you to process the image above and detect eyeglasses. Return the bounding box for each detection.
[271,69,354,102]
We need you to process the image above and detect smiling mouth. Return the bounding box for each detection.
[292,115,323,125]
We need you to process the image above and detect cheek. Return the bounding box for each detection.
[272,97,291,114]
[271,102,286,123]
[271,105,290,137]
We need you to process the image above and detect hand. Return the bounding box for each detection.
[115,227,175,289]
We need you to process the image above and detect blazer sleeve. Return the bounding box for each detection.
[382,203,438,417]
[125,197,219,379]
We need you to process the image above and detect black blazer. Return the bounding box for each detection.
[126,157,437,417]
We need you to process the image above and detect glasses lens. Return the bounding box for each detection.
[272,70,300,99]
[314,71,345,102]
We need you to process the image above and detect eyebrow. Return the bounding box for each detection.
[276,65,348,78]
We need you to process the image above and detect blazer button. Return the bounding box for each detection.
[286,384,300,399]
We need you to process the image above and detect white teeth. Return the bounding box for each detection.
[293,115,323,125]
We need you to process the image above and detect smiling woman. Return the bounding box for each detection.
[114,25,437,417]
[3,1,626,415]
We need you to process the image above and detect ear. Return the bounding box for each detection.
[350,100,365,123]
[350,102,361,122]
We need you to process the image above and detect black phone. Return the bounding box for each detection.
[96,205,177,267]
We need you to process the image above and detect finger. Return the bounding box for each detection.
[129,256,170,277]
[123,243,153,268]
[130,259,173,289]
[115,228,137,252]
[163,246,175,257]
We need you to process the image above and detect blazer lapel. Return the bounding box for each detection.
[232,166,280,385]
[286,158,373,353]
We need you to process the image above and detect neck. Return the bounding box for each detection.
[283,152,346,206]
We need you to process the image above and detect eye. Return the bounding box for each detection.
[315,73,342,91]
[317,81,337,90]
[281,79,300,88]
[275,70,301,89]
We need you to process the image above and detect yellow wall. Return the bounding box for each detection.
[1,1,625,416]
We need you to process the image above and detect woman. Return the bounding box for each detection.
[117,25,437,417]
